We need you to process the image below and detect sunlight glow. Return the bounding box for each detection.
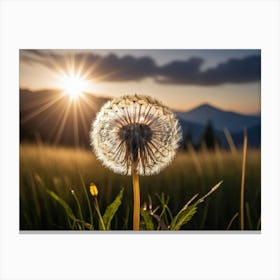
[60,73,89,100]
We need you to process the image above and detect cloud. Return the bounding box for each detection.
[156,57,204,84]
[82,53,157,81]
[20,50,260,86]
[157,55,260,85]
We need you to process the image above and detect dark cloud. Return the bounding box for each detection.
[156,57,204,84]
[157,55,260,85]
[82,53,157,81]
[20,50,157,81]
[201,55,260,85]
[20,50,260,86]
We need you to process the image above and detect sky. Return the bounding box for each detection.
[20,49,261,114]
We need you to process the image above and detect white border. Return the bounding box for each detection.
[1,1,279,279]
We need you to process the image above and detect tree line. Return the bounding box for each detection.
[181,120,221,151]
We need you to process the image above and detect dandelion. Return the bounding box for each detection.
[90,94,181,230]
[91,95,181,176]
[89,183,105,230]
[89,183,98,197]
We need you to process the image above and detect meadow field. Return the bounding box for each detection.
[20,143,261,231]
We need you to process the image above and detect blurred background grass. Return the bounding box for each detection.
[20,143,261,230]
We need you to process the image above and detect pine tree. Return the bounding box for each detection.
[199,120,219,150]
[183,126,193,151]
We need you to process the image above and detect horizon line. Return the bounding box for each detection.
[19,87,261,116]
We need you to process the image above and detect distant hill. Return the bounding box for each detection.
[20,88,109,147]
[178,119,205,144]
[227,124,261,147]
[20,89,261,149]
[176,103,260,133]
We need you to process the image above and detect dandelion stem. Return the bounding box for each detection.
[132,169,140,230]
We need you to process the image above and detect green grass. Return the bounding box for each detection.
[20,143,261,230]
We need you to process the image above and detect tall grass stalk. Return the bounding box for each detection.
[240,129,247,230]
[224,128,237,154]
[187,143,203,175]
[93,197,106,230]
[71,191,84,221]
[226,212,239,230]
[80,175,93,225]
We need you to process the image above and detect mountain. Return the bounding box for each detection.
[176,103,261,148]
[176,103,260,133]
[228,124,261,147]
[20,89,260,149]
[178,119,206,145]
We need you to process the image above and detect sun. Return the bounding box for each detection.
[60,72,89,100]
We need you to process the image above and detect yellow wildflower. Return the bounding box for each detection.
[89,183,98,197]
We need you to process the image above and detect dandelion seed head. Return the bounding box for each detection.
[90,95,182,176]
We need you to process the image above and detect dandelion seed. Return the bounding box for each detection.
[90,95,182,176]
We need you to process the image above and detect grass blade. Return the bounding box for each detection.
[226,212,239,230]
[240,129,247,230]
[80,175,93,226]
[170,181,223,230]
[140,209,155,230]
[223,128,237,154]
[245,202,253,230]
[46,189,77,221]
[71,190,84,222]
[102,188,124,230]
[170,204,197,230]
[256,217,261,230]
